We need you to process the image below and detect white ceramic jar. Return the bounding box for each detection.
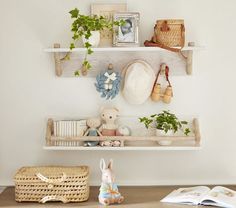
[82,31,100,47]
[156,129,173,146]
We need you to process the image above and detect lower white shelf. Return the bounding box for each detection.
[43,145,201,151]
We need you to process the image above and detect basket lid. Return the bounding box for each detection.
[156,19,184,25]
[14,166,89,178]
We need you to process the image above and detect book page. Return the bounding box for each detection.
[161,186,210,205]
[201,186,236,208]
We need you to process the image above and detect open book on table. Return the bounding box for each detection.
[161,186,236,208]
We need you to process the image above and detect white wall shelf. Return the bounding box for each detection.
[44,46,204,53]
[45,118,201,151]
[45,43,204,77]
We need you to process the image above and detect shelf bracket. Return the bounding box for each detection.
[54,43,62,76]
[186,50,193,75]
[46,118,53,146]
[185,42,195,75]
[193,118,201,146]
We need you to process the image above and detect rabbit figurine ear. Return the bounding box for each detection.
[100,158,106,172]
[107,159,113,170]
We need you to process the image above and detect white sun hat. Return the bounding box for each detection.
[122,60,156,105]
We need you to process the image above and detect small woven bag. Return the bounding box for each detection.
[144,19,185,53]
[154,19,185,48]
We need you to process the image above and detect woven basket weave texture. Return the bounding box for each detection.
[14,166,89,203]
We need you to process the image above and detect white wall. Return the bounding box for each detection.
[1,0,236,186]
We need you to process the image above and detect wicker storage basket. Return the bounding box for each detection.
[153,19,185,48]
[14,166,89,203]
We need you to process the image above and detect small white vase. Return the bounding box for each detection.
[156,129,173,146]
[82,31,100,47]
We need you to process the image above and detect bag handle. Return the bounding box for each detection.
[39,195,68,203]
[36,172,67,184]
[144,40,182,53]
[153,64,171,89]
[144,39,187,59]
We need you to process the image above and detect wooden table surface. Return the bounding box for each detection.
[0,186,235,208]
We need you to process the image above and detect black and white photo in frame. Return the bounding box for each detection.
[113,12,140,47]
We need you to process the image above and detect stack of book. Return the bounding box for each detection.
[53,120,87,137]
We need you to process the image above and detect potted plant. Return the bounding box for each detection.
[69,8,124,76]
[139,110,191,146]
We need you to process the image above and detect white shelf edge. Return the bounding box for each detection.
[43,146,202,151]
[44,46,205,53]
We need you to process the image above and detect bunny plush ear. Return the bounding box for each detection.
[100,158,106,172]
[107,159,113,170]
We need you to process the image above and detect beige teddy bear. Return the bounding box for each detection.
[99,107,121,147]
[99,107,119,136]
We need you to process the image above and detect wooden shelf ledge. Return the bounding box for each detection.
[43,146,201,151]
[45,118,201,151]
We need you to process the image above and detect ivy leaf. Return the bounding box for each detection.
[85,33,90,39]
[83,60,92,70]
[84,42,92,48]
[72,34,79,40]
[74,70,80,76]
[86,62,92,69]
[87,48,93,55]
[69,8,79,18]
[184,128,191,136]
[70,43,75,50]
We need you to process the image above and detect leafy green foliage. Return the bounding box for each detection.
[69,8,125,76]
[139,110,191,136]
[74,70,80,76]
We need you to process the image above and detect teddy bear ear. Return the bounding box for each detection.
[114,107,119,112]
[100,106,105,112]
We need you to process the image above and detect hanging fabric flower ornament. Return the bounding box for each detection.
[95,64,121,100]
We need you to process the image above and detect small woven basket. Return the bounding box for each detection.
[153,19,185,48]
[14,166,89,203]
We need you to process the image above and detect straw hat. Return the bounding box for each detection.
[122,60,155,105]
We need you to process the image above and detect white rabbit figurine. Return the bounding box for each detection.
[98,158,124,205]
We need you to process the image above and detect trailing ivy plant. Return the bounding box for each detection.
[69,8,124,76]
[139,110,191,136]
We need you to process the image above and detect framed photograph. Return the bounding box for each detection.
[113,12,140,47]
[91,4,127,46]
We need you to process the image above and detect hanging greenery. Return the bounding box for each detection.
[69,8,125,76]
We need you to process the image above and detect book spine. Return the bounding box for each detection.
[68,121,72,137]
[53,121,57,136]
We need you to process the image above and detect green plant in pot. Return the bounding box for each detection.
[139,110,191,146]
[69,8,124,76]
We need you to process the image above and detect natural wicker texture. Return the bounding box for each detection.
[14,166,89,203]
[153,19,185,48]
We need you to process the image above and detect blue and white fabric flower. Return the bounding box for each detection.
[95,68,122,100]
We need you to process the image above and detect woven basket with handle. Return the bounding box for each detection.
[14,166,89,203]
[153,19,185,48]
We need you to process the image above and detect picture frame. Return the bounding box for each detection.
[91,4,127,46]
[113,12,140,47]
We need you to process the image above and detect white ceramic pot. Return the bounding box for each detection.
[156,129,173,146]
[82,31,100,47]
